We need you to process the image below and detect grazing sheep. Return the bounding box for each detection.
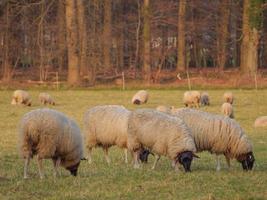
[132,90,149,105]
[84,105,131,164]
[223,92,234,104]
[39,92,55,105]
[173,108,254,171]
[156,105,174,114]
[200,92,210,106]
[11,90,31,106]
[183,91,201,108]
[128,109,198,172]
[254,116,267,127]
[221,102,234,118]
[18,108,84,179]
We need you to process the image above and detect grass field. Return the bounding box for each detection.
[0,89,266,200]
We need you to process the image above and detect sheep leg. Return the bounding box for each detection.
[103,147,111,164]
[23,157,30,179]
[124,148,128,164]
[225,156,231,169]
[151,155,160,170]
[215,155,221,171]
[53,158,61,177]
[133,151,140,169]
[37,155,44,179]
[87,147,92,164]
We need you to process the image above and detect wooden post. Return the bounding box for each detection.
[254,72,258,90]
[56,72,59,90]
[186,70,191,90]
[122,72,125,90]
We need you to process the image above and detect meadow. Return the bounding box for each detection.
[0,89,266,200]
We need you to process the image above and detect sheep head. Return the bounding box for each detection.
[237,152,255,171]
[176,151,199,172]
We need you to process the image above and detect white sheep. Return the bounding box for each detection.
[132,90,149,105]
[156,105,174,114]
[183,91,201,108]
[18,108,84,179]
[128,109,198,172]
[39,92,56,105]
[221,102,234,118]
[172,108,254,171]
[84,105,131,164]
[200,92,210,106]
[254,116,267,127]
[11,90,31,106]
[223,92,234,104]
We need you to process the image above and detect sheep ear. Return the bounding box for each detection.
[192,153,200,159]
[81,158,87,161]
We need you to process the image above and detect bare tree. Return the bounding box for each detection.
[177,0,186,72]
[65,0,80,85]
[143,0,151,83]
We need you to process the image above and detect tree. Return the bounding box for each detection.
[77,0,88,77]
[65,0,80,85]
[2,2,11,82]
[143,0,151,83]
[103,0,112,71]
[177,0,186,72]
[240,0,264,74]
[216,1,230,70]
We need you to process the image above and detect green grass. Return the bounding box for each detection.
[0,89,267,200]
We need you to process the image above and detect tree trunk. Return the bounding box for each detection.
[217,1,230,70]
[240,0,261,74]
[65,0,80,85]
[177,0,186,72]
[2,2,11,82]
[143,0,151,83]
[77,0,88,77]
[57,0,66,72]
[103,0,112,71]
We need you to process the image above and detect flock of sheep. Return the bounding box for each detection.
[11,89,266,179]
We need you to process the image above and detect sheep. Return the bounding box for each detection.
[183,91,201,108]
[127,109,198,172]
[11,90,31,106]
[254,116,267,127]
[39,92,55,105]
[18,108,84,179]
[84,105,132,164]
[223,92,234,104]
[221,102,234,118]
[200,92,210,106]
[156,105,174,114]
[132,90,149,105]
[172,108,254,171]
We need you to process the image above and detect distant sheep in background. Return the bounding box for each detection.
[183,91,201,108]
[128,109,198,172]
[254,116,267,127]
[200,92,210,106]
[223,92,234,104]
[173,108,255,171]
[84,105,131,164]
[132,90,149,105]
[221,102,234,118]
[156,105,174,114]
[18,108,84,179]
[11,90,32,106]
[39,92,55,105]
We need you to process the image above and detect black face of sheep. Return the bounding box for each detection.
[66,161,80,176]
[133,99,141,105]
[139,149,154,163]
[176,151,199,172]
[238,152,255,171]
